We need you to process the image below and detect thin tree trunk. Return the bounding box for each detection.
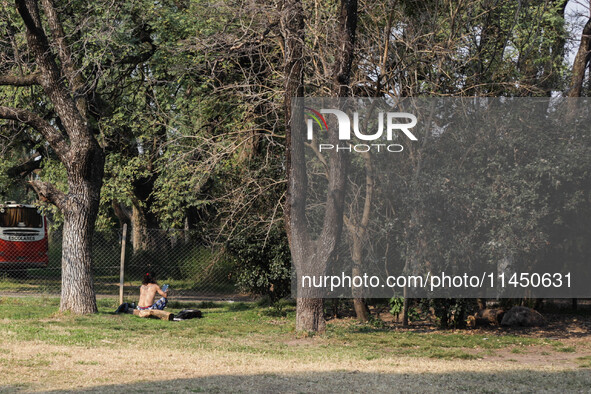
[350,200,371,322]
[402,286,409,327]
[347,147,373,322]
[282,0,325,332]
[569,18,591,98]
[352,264,370,322]
[402,209,421,327]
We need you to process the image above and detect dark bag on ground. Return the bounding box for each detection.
[114,302,135,314]
[173,309,202,321]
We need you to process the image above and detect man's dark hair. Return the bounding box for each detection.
[143,272,157,285]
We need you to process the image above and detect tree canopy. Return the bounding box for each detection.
[1,0,590,325]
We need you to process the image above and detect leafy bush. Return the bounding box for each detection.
[389,296,404,319]
[227,226,291,301]
[419,298,478,328]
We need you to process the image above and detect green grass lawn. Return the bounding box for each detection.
[0,296,590,392]
[0,296,570,359]
[0,276,236,296]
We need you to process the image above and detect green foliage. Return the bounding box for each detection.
[1,0,589,317]
[419,298,478,329]
[0,158,15,199]
[388,296,404,318]
[228,226,291,301]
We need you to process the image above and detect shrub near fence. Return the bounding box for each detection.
[0,227,238,299]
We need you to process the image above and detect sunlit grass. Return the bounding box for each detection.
[1,297,590,392]
[0,296,557,361]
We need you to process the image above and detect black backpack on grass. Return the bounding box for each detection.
[173,309,202,321]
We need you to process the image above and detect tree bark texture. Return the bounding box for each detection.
[59,181,100,314]
[347,147,373,322]
[6,0,106,314]
[296,297,326,332]
[569,18,591,98]
[130,175,162,253]
[283,0,357,332]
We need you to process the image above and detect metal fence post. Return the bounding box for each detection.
[119,223,127,305]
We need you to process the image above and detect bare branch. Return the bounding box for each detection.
[0,72,40,86]
[0,105,69,158]
[5,151,43,178]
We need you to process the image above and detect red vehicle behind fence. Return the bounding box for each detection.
[0,202,49,269]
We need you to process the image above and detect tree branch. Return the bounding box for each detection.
[15,0,90,148]
[40,0,87,116]
[5,151,43,178]
[0,105,69,158]
[0,73,40,86]
[332,0,358,97]
[39,0,74,78]
[29,180,67,210]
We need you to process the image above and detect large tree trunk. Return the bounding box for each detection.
[296,297,326,332]
[58,136,104,313]
[131,202,161,252]
[283,0,356,333]
[60,186,99,313]
[5,0,106,314]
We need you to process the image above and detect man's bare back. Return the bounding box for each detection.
[138,283,168,308]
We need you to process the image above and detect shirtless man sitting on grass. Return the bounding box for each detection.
[137,272,168,310]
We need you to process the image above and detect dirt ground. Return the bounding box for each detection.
[0,338,589,393]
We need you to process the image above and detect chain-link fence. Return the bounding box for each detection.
[0,227,242,300]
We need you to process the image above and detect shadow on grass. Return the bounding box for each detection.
[13,369,585,393]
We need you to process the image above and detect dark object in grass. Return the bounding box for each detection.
[501,306,546,327]
[114,302,135,314]
[173,309,203,321]
[479,308,505,325]
[467,308,505,328]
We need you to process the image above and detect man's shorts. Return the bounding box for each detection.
[137,297,167,311]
